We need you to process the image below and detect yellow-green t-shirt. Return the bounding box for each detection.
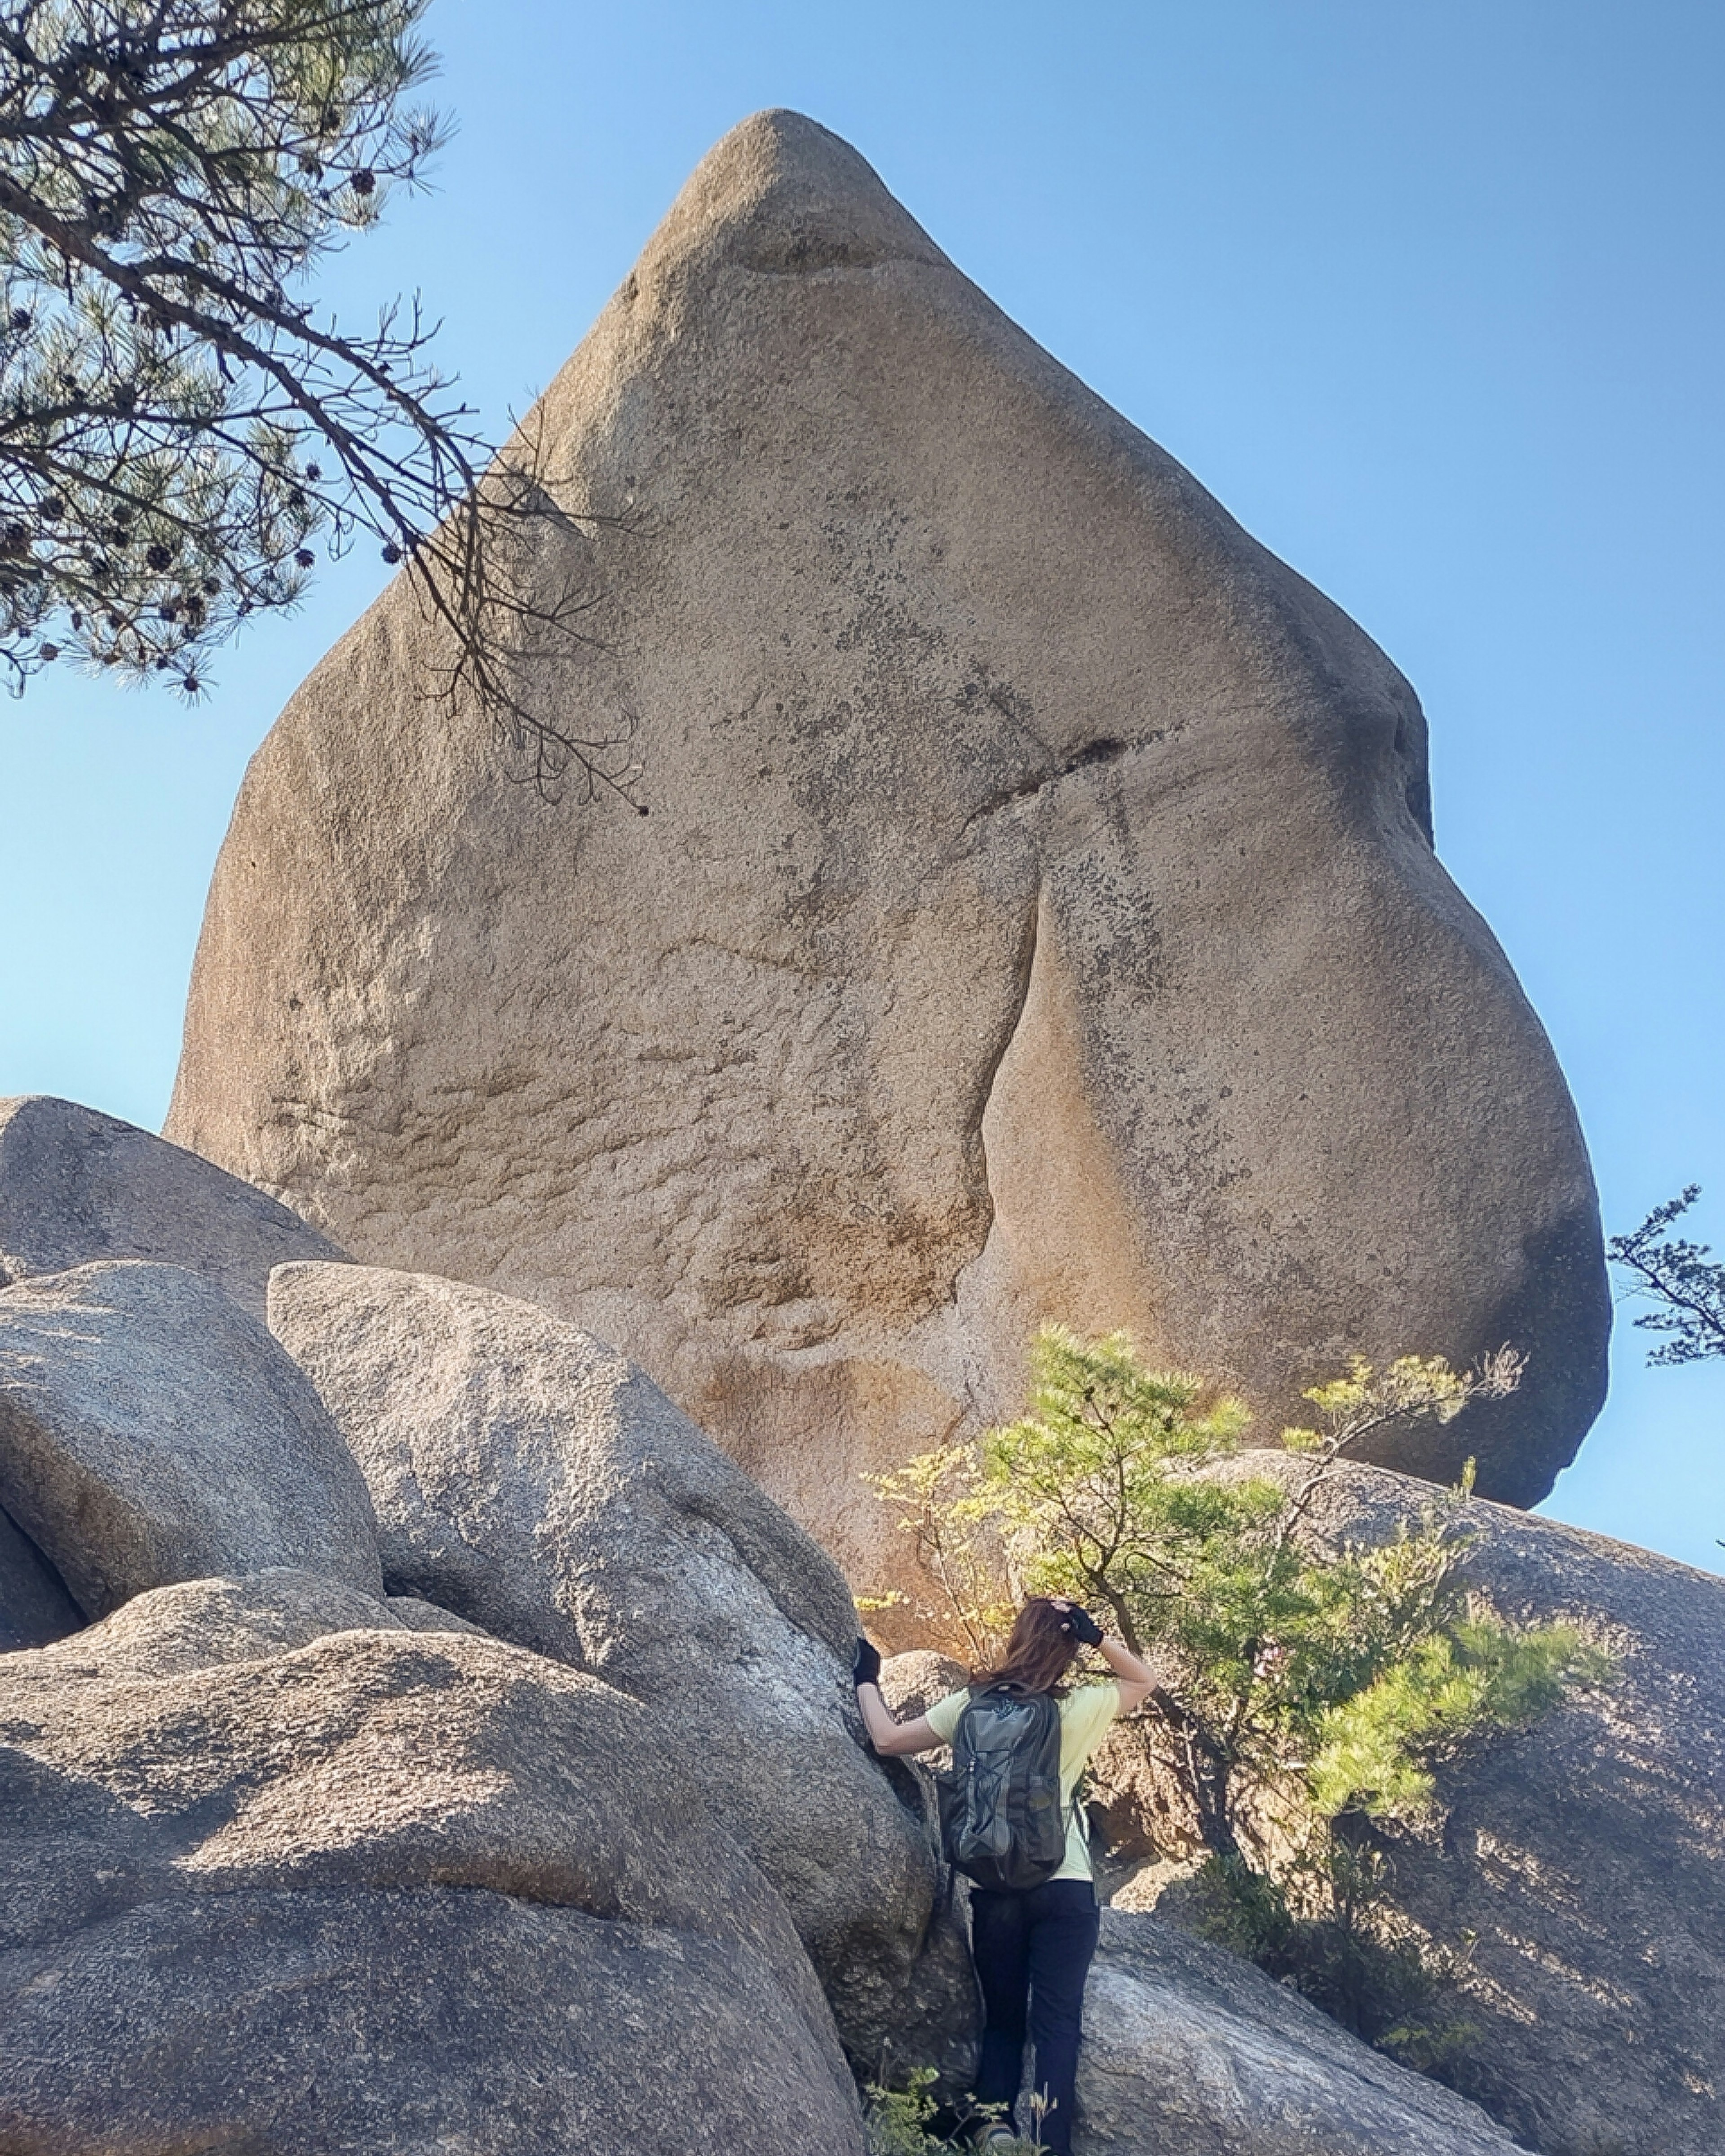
[924,1682,1120,1883]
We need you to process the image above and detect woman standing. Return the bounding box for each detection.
[854,1598,1156,2153]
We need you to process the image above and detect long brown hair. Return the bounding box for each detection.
[970,1598,1083,1698]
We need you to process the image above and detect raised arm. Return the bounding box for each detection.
[1051,1599,1158,1714]
[852,1638,948,1757]
[1093,1632,1159,1715]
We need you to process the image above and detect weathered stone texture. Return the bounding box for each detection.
[18,1566,425,1678]
[266,1257,971,2070]
[1078,1911,1525,2156]
[0,1890,861,2156]
[879,1647,968,1721]
[165,111,1608,1610]
[0,1620,862,2156]
[0,1093,345,1321]
[0,1259,383,1616]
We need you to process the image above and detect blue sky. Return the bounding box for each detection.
[3,0,1721,1571]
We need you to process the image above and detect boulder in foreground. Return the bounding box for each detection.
[267,1258,971,2074]
[0,1616,861,2156]
[0,1260,383,1616]
[0,1095,345,1322]
[14,1564,468,1678]
[1079,1911,1524,2156]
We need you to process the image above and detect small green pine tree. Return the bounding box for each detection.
[867,1325,1609,2066]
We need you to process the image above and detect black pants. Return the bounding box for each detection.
[969,1879,1100,2155]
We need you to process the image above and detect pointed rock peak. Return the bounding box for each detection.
[642,108,952,282]
[169,105,1609,1600]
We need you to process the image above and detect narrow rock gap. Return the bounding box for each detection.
[967,884,1042,1228]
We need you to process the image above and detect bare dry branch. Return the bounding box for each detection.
[0,0,635,803]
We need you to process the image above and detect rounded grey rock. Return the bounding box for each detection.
[0,1618,861,2155]
[266,1256,971,2069]
[0,1094,345,1323]
[0,1259,383,1616]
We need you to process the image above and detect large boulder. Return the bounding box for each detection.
[0,1095,345,1322]
[1,1890,857,2156]
[16,1564,474,1677]
[1076,1910,1524,2156]
[265,1258,970,2071]
[0,1260,383,1616]
[0,1610,862,2156]
[165,110,1608,1607]
[0,1500,79,1650]
[1101,1457,1725,2156]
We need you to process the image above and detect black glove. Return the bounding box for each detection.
[853,1636,883,1687]
[1063,1605,1105,1647]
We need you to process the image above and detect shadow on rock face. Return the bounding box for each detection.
[0,1615,864,2156]
[1090,1456,1725,2156]
[266,1257,978,2073]
[0,1499,80,1648]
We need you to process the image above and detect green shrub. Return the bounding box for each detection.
[862,2068,944,2156]
[862,2067,1045,2154]
[867,1325,1612,2074]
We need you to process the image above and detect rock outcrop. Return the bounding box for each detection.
[265,1258,971,2070]
[1098,1456,1725,2156]
[0,1610,862,2156]
[0,1260,383,1616]
[1325,1466,1724,2156]
[0,1095,345,1321]
[0,1093,1715,2153]
[1079,1911,1524,2156]
[879,1647,969,1721]
[165,109,1609,1607]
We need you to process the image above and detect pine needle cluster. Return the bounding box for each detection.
[0,2,640,801]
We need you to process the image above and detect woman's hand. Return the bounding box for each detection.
[1050,1598,1105,1647]
[850,1638,946,1757]
[1053,1598,1156,1713]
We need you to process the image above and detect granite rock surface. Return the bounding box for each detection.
[165,111,1608,1608]
[267,1257,972,2071]
[1077,1911,1526,2156]
[0,1616,862,2156]
[0,1094,345,1322]
[0,1259,383,1616]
